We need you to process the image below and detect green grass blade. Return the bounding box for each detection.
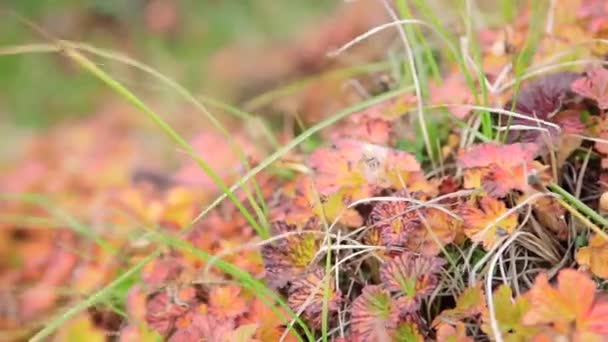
[191,86,411,225]
[0,41,271,238]
[502,1,548,142]
[243,61,390,111]
[52,42,268,238]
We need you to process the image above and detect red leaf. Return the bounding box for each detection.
[430,74,475,119]
[350,285,399,341]
[458,143,541,196]
[145,292,189,336]
[459,196,518,250]
[261,221,321,288]
[308,139,424,198]
[369,199,419,248]
[141,257,183,287]
[287,268,341,329]
[458,143,539,169]
[504,72,580,144]
[523,269,608,340]
[208,285,248,319]
[577,0,608,33]
[380,252,445,308]
[572,68,608,110]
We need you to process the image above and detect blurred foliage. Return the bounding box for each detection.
[0,0,333,128]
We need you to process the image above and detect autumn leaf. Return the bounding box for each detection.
[503,72,580,145]
[458,143,541,196]
[350,285,399,341]
[141,256,183,287]
[119,324,163,342]
[173,130,262,191]
[280,140,430,230]
[576,234,608,279]
[404,207,459,256]
[393,319,424,342]
[458,143,539,182]
[56,315,105,342]
[433,284,486,329]
[287,268,341,329]
[507,72,580,121]
[430,74,475,119]
[436,322,473,342]
[368,199,419,248]
[145,291,192,336]
[572,67,608,110]
[242,299,299,342]
[577,0,608,33]
[126,285,148,323]
[222,323,259,342]
[209,285,249,319]
[380,252,445,311]
[330,112,394,145]
[308,139,428,200]
[327,92,416,145]
[169,313,236,342]
[160,187,200,228]
[482,284,538,341]
[261,221,321,288]
[271,175,363,228]
[308,139,372,198]
[523,269,608,340]
[459,196,518,250]
[20,284,57,320]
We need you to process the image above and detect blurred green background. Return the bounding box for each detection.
[0,0,334,128]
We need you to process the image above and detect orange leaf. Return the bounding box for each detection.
[287,268,341,329]
[430,74,475,119]
[523,269,608,340]
[571,68,608,110]
[458,143,541,196]
[261,221,321,288]
[433,284,486,329]
[243,299,298,342]
[56,315,105,342]
[209,285,249,319]
[459,196,518,250]
[576,234,608,279]
[308,139,426,200]
[436,322,473,342]
[458,143,539,170]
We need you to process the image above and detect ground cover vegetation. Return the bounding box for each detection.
[3,0,608,341]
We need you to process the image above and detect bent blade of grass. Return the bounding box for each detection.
[460,0,493,139]
[199,95,279,149]
[50,41,269,238]
[191,86,411,225]
[62,41,271,237]
[6,41,407,342]
[408,0,482,111]
[380,0,435,167]
[547,182,608,239]
[0,41,271,238]
[307,182,333,342]
[502,1,549,142]
[398,0,441,82]
[243,61,391,112]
